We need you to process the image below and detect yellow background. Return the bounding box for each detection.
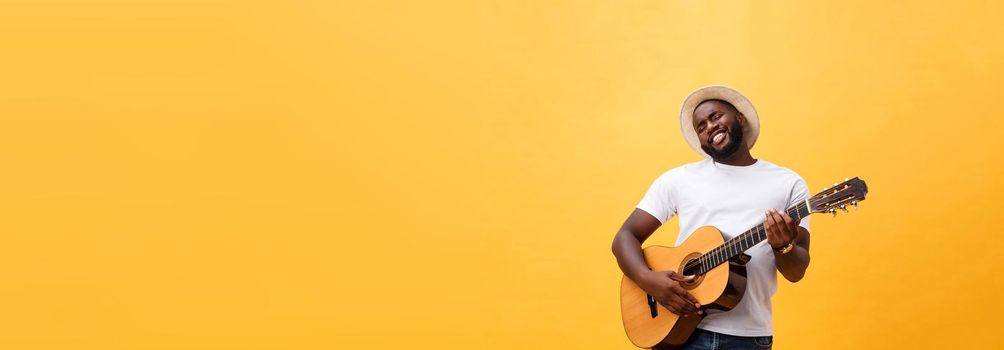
[0,1,1001,349]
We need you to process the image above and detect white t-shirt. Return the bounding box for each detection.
[636,158,810,337]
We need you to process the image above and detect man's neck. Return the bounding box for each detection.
[712,148,757,166]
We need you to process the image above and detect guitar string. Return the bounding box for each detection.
[687,206,807,274]
[686,204,811,272]
[682,203,810,274]
[687,207,804,273]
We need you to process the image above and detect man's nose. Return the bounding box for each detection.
[703,121,720,137]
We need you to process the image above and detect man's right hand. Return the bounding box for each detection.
[640,270,703,316]
[612,209,703,317]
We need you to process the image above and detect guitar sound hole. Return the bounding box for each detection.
[678,253,706,290]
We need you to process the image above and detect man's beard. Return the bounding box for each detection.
[701,123,744,161]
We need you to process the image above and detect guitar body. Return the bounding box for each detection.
[620,226,749,349]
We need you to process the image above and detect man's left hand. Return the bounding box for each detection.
[764,208,799,250]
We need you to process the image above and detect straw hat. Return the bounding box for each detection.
[679,85,760,157]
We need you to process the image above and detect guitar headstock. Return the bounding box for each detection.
[809,177,868,216]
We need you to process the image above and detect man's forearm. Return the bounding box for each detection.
[612,230,652,283]
[774,243,810,282]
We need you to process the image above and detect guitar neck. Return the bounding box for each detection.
[687,201,811,275]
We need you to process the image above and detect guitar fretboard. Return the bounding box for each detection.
[684,201,810,275]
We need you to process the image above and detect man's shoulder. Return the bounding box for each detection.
[755,159,809,192]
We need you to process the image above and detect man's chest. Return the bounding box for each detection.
[673,174,792,238]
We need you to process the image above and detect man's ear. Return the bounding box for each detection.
[737,112,745,126]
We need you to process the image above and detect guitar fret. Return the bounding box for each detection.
[699,201,812,274]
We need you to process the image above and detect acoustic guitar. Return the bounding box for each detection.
[620,177,868,349]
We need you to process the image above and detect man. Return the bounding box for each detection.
[611,86,811,350]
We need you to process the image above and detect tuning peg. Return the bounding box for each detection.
[829,208,837,217]
[851,200,858,210]
[840,205,848,212]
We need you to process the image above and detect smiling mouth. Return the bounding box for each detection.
[710,129,727,146]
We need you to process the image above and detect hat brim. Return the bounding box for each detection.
[679,85,760,158]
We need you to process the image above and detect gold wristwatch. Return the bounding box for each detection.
[773,242,794,255]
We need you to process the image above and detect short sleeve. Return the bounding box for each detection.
[636,173,677,224]
[788,176,811,231]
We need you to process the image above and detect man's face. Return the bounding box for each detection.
[692,99,745,160]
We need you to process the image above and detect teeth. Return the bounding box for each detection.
[712,132,726,144]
